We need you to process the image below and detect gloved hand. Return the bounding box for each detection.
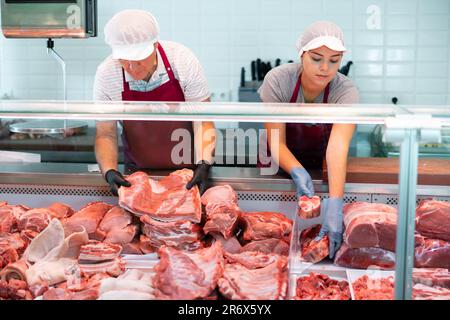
[105,169,131,196]
[186,161,211,195]
[317,197,344,259]
[290,167,314,198]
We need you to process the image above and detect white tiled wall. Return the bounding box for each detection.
[0,0,449,105]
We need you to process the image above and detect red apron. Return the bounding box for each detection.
[121,43,195,170]
[260,73,332,170]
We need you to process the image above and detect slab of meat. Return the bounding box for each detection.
[0,233,27,255]
[153,242,224,300]
[0,245,19,271]
[119,170,202,223]
[300,225,329,263]
[217,253,288,300]
[79,257,125,277]
[240,238,290,256]
[343,202,398,251]
[18,208,52,233]
[413,283,450,300]
[240,212,293,243]
[43,287,99,300]
[64,202,112,236]
[295,273,350,300]
[139,235,155,254]
[96,206,138,245]
[0,279,33,300]
[203,203,240,239]
[352,275,394,300]
[334,243,395,270]
[201,185,238,206]
[211,233,242,254]
[416,199,450,242]
[413,268,450,289]
[224,251,283,269]
[414,238,450,269]
[298,196,321,219]
[141,214,202,250]
[122,239,143,255]
[0,205,29,233]
[48,203,74,219]
[79,240,122,262]
[0,259,28,282]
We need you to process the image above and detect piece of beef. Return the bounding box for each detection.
[240,212,293,243]
[343,202,398,251]
[300,225,329,263]
[414,238,450,268]
[298,196,321,219]
[415,199,450,242]
[240,238,290,256]
[153,242,224,300]
[334,243,396,270]
[119,170,202,223]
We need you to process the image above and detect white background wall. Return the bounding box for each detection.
[0,0,449,105]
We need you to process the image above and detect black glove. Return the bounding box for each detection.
[105,169,131,196]
[186,161,211,195]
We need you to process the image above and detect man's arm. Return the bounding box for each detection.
[326,123,356,198]
[193,98,216,164]
[95,120,119,177]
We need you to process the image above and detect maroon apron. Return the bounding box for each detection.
[260,73,332,170]
[121,43,195,170]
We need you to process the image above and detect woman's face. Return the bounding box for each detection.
[301,46,343,87]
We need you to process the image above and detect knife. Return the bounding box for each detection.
[240,67,246,87]
[256,58,262,81]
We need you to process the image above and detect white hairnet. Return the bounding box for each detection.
[104,9,160,61]
[296,21,346,58]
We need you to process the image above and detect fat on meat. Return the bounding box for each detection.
[416,199,450,242]
[240,212,293,243]
[200,185,238,206]
[64,202,112,236]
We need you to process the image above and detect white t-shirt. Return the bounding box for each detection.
[93,40,210,102]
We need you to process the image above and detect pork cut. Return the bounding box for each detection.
[413,268,450,289]
[203,203,240,239]
[18,209,52,233]
[200,185,238,206]
[334,243,395,270]
[119,170,202,223]
[240,212,292,243]
[415,199,450,242]
[64,202,112,236]
[414,238,450,269]
[79,240,122,262]
[47,203,74,219]
[0,205,29,233]
[217,252,288,300]
[97,206,138,245]
[140,214,203,250]
[343,202,398,251]
[352,275,394,300]
[223,251,282,269]
[298,196,321,219]
[240,238,290,256]
[300,225,329,263]
[153,241,224,300]
[295,273,350,300]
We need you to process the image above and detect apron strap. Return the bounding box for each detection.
[156,43,176,81]
[290,72,331,103]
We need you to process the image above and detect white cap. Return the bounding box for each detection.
[296,21,346,57]
[104,9,160,61]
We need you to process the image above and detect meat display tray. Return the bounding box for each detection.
[346,269,395,300]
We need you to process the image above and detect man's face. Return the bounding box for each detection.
[301,45,343,87]
[119,44,158,81]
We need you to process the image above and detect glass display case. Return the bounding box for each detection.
[0,100,448,300]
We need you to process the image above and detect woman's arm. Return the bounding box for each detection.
[325,123,356,197]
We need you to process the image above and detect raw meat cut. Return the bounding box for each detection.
[217,252,288,300]
[0,232,27,254]
[414,238,450,268]
[334,243,395,270]
[79,257,125,277]
[119,170,202,223]
[0,279,33,300]
[413,268,450,289]
[201,185,238,206]
[343,202,398,251]
[211,233,242,254]
[298,196,321,219]
[203,203,240,239]
[240,212,293,243]
[139,235,155,254]
[300,225,329,263]
[64,202,112,236]
[224,251,283,269]
[416,199,450,242]
[295,273,350,300]
[140,214,202,250]
[352,275,394,300]
[48,203,74,219]
[153,242,224,300]
[97,206,138,245]
[0,205,29,233]
[18,208,52,233]
[413,283,450,300]
[0,246,19,270]
[0,259,28,282]
[240,238,290,256]
[79,240,122,262]
[121,239,143,255]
